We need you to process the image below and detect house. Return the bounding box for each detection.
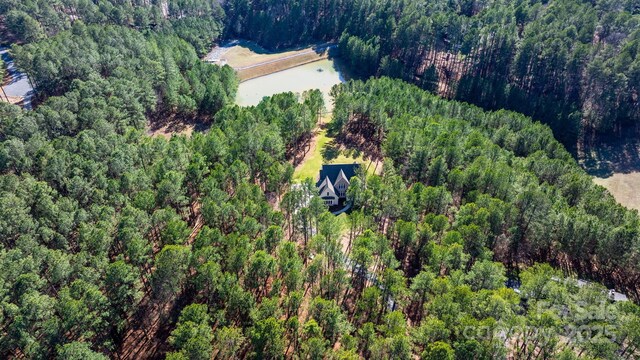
[316,163,360,206]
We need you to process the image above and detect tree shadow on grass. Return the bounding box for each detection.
[321,139,366,165]
[579,134,640,178]
[322,139,365,161]
[321,141,341,161]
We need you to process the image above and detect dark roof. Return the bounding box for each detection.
[316,163,360,187]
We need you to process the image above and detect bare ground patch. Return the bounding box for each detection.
[237,51,330,81]
[593,173,640,211]
[146,112,210,139]
[579,134,640,211]
[205,41,335,82]
[0,95,23,106]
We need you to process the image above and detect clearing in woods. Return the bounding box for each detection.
[579,135,640,212]
[0,47,34,109]
[593,173,640,211]
[204,40,335,81]
[293,115,381,182]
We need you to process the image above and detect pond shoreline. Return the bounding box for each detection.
[238,50,333,82]
[205,40,337,81]
[235,58,348,109]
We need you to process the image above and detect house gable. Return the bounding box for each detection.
[318,176,337,199]
[316,164,360,188]
[333,169,350,197]
[316,163,360,203]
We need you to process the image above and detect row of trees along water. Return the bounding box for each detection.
[5,1,638,144]
[224,0,640,145]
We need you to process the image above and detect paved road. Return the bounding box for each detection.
[234,43,337,71]
[0,46,34,110]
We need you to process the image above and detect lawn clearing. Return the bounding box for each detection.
[593,172,640,211]
[293,118,381,183]
[578,134,640,212]
[294,128,332,181]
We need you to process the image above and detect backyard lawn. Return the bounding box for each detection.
[293,120,379,182]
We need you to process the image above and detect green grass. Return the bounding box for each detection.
[294,129,331,181]
[293,128,366,182]
[293,113,381,183]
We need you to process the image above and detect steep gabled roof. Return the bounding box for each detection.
[335,169,350,186]
[318,176,336,198]
[316,163,360,188]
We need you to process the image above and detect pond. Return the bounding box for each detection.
[235,58,348,110]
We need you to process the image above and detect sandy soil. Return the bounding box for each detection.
[146,112,211,139]
[237,51,330,81]
[593,172,640,211]
[579,134,640,212]
[205,41,335,82]
[0,95,24,105]
[147,123,195,139]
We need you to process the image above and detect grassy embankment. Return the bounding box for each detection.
[208,41,332,82]
[236,50,330,81]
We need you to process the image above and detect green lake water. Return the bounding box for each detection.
[235,59,347,110]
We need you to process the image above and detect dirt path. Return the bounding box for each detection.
[185,201,204,245]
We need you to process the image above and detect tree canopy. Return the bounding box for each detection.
[0,1,639,359]
[224,0,640,143]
